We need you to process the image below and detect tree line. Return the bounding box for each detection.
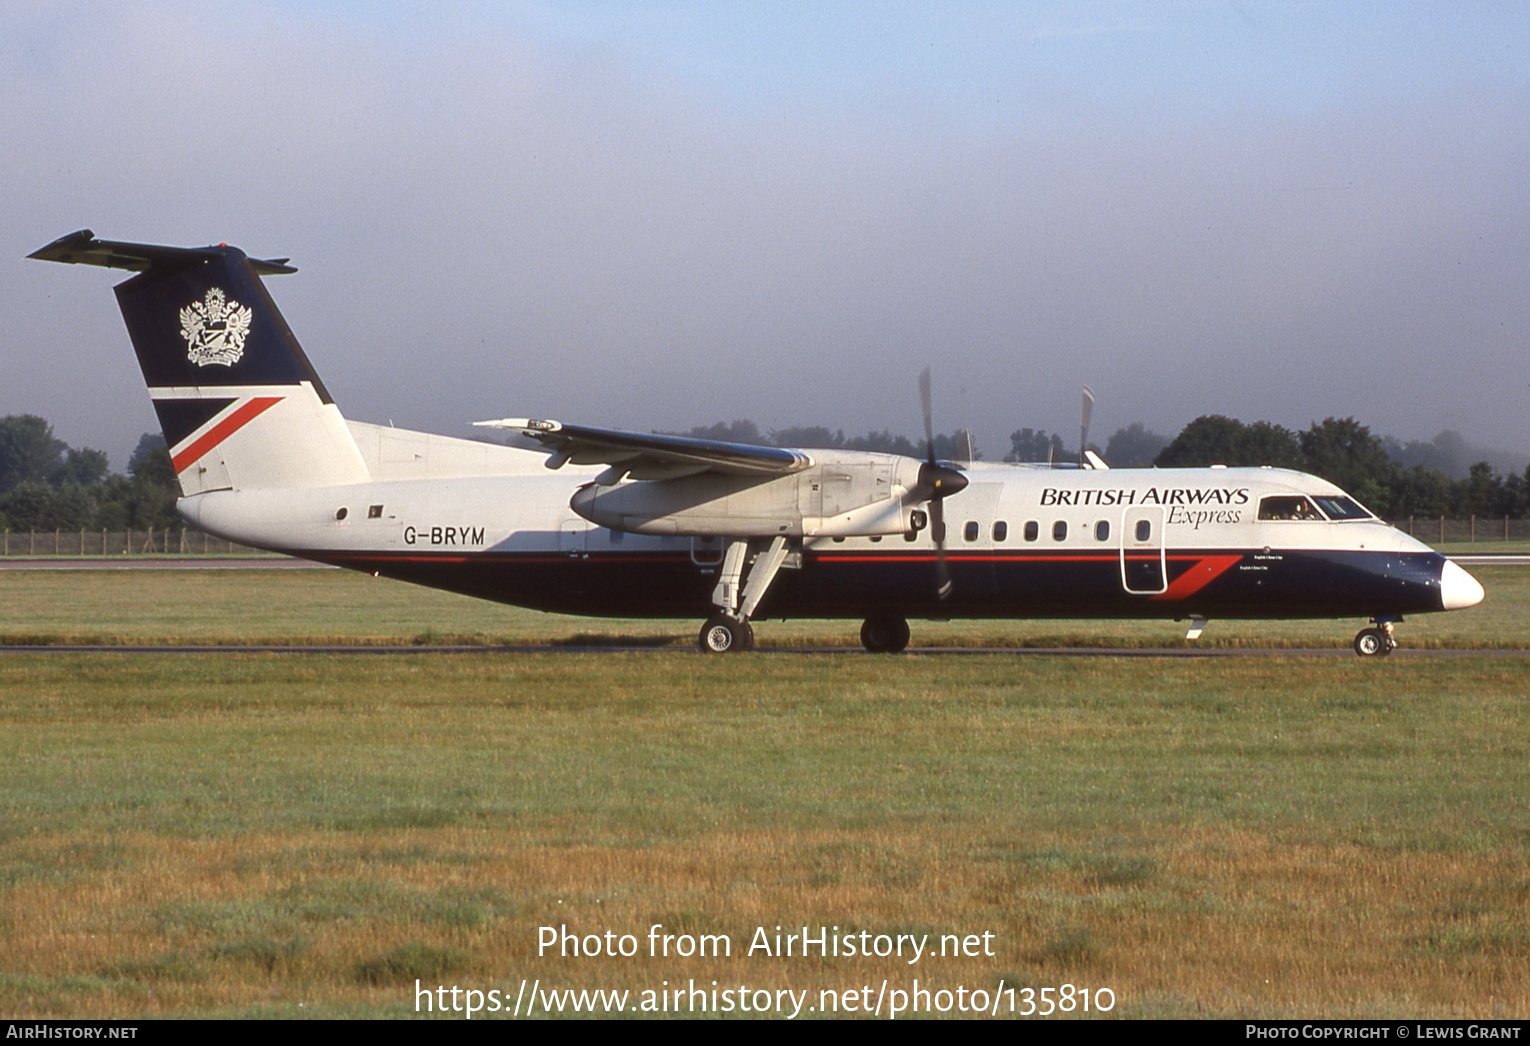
[680,415,1530,519]
[0,416,178,532]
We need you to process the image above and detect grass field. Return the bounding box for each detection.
[0,569,1526,1020]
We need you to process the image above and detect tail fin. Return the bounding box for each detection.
[29,230,369,494]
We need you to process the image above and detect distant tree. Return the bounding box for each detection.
[1384,465,1454,518]
[1299,417,1393,495]
[0,480,98,530]
[843,430,922,457]
[1452,462,1499,518]
[771,426,844,449]
[52,446,110,487]
[679,420,767,445]
[1007,428,1066,463]
[128,434,176,487]
[1382,430,1529,481]
[1155,416,1303,469]
[1499,467,1530,518]
[931,429,978,462]
[1103,423,1168,467]
[106,433,179,528]
[0,415,65,494]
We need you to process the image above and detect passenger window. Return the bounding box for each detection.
[1095,520,1109,541]
[1024,521,1039,542]
[963,521,979,542]
[1052,521,1067,541]
[993,521,1008,542]
[1135,519,1151,542]
[934,521,947,543]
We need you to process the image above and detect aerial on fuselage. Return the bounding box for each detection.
[28,230,1484,655]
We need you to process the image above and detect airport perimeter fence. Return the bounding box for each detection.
[3,518,1530,558]
[1396,517,1530,543]
[0,528,262,557]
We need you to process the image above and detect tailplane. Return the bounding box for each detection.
[29,231,368,494]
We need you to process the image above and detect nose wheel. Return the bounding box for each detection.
[1353,621,1398,657]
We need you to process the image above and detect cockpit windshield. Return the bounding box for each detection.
[1310,495,1372,520]
[1258,496,1322,521]
[1258,494,1375,521]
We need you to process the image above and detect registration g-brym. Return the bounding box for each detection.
[29,232,1484,655]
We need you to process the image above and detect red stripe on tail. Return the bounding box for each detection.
[170,396,283,473]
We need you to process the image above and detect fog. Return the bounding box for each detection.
[4,2,1526,467]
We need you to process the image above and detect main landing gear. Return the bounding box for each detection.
[1353,618,1399,657]
[700,614,753,653]
[860,616,911,653]
[696,536,791,653]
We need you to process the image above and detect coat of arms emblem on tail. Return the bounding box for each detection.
[180,287,252,366]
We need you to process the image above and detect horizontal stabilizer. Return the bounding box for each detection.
[28,229,297,276]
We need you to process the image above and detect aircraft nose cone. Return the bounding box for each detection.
[1440,559,1485,611]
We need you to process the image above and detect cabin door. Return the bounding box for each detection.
[1120,507,1167,595]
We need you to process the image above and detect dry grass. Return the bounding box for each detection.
[3,827,1525,1018]
[0,651,1525,1018]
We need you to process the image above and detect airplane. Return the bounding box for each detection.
[28,230,1485,656]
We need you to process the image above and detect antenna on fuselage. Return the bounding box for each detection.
[1079,384,1095,467]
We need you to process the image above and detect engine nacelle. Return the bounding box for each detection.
[570,451,926,538]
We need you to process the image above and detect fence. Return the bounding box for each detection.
[0,528,261,556]
[1395,517,1530,543]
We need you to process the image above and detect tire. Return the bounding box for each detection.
[861,616,911,653]
[1353,627,1386,657]
[700,615,752,653]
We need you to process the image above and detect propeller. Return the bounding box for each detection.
[916,368,969,600]
[1079,384,1095,467]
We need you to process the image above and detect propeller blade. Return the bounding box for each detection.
[918,366,935,464]
[929,494,952,600]
[915,368,965,601]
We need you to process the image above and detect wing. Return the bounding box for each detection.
[474,418,813,481]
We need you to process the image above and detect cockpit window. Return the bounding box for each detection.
[1311,496,1372,520]
[1258,495,1323,521]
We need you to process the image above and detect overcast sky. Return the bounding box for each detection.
[4,1,1527,467]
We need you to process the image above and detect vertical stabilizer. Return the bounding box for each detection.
[29,230,369,494]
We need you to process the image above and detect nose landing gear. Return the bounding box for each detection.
[1353,618,1399,657]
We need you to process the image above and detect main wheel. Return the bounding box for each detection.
[1353,627,1389,657]
[861,616,911,653]
[700,615,753,653]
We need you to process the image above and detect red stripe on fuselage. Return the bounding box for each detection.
[1149,554,1243,601]
[170,396,283,473]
